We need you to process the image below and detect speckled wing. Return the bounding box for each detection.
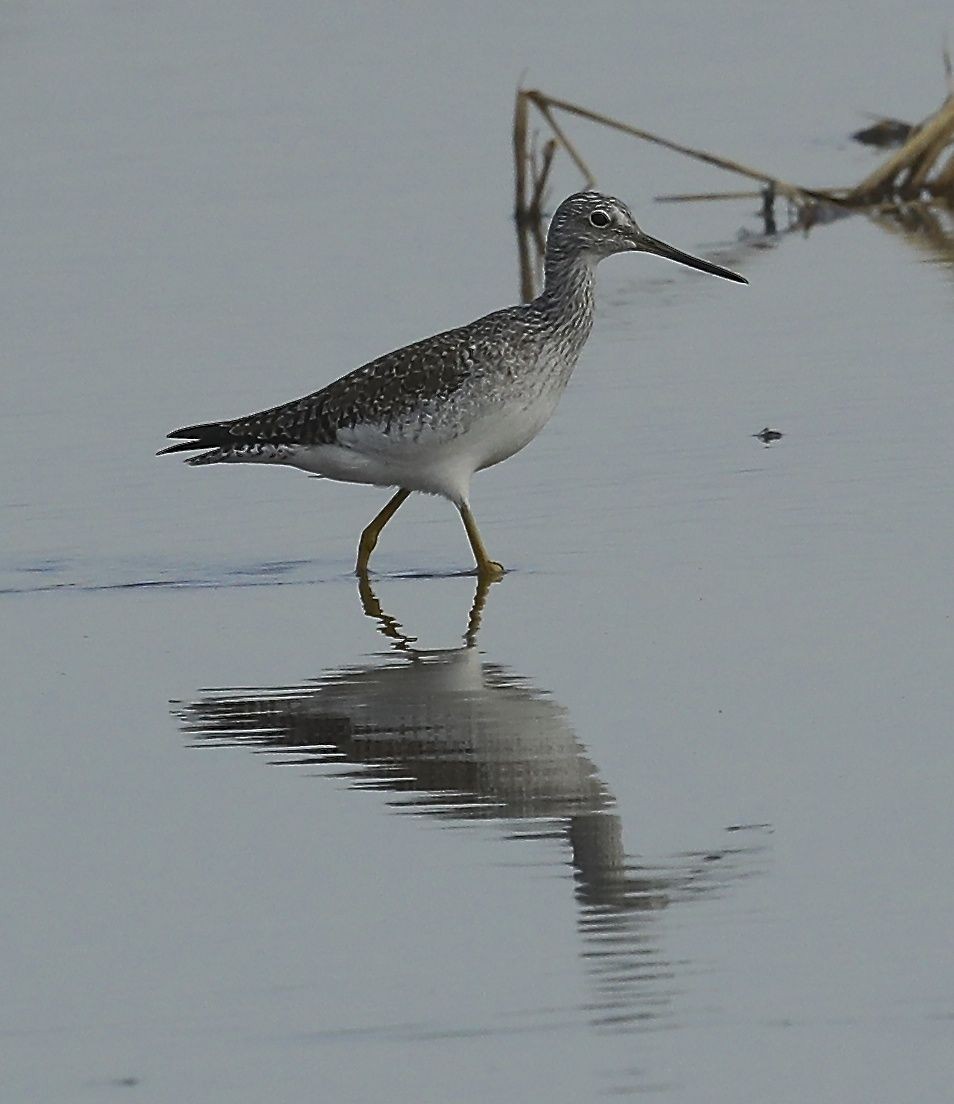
[157,316,518,466]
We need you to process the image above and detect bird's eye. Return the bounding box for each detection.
[589,210,611,228]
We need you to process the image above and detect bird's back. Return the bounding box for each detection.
[161,300,560,466]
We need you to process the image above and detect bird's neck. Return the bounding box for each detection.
[538,246,596,335]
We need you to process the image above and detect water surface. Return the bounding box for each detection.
[3,3,954,1101]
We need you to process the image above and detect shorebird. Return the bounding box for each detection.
[160,191,745,579]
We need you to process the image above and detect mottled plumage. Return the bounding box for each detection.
[160,191,745,577]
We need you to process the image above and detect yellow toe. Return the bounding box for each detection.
[478,559,505,581]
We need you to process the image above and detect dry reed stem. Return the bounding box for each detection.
[906,132,952,192]
[528,97,596,187]
[513,82,954,237]
[520,89,845,206]
[529,138,557,217]
[929,148,954,194]
[847,96,954,202]
[656,190,781,202]
[512,87,530,219]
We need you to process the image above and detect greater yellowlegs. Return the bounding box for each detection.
[160,191,746,578]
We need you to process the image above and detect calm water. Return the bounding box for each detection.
[3,3,954,1101]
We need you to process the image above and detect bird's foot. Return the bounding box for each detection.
[476,560,505,582]
[355,535,378,576]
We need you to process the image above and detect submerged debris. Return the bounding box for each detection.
[852,116,916,148]
[753,427,784,445]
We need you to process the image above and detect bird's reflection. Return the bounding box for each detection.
[175,577,764,1032]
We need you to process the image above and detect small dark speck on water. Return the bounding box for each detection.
[753,427,784,444]
[109,1077,140,1088]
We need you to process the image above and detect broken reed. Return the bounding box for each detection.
[513,86,954,222]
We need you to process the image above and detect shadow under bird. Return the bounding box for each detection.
[159,191,746,579]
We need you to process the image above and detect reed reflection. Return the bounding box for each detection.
[175,577,762,1032]
[872,203,954,275]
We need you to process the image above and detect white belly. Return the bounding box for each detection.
[285,390,562,504]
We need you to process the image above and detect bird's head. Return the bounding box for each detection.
[548,191,746,283]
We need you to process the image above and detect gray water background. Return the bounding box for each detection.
[3,3,954,1101]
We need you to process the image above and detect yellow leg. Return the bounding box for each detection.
[458,502,505,580]
[355,488,411,576]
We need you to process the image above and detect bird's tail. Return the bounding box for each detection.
[157,420,236,465]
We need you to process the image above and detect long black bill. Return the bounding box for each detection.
[636,232,747,284]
